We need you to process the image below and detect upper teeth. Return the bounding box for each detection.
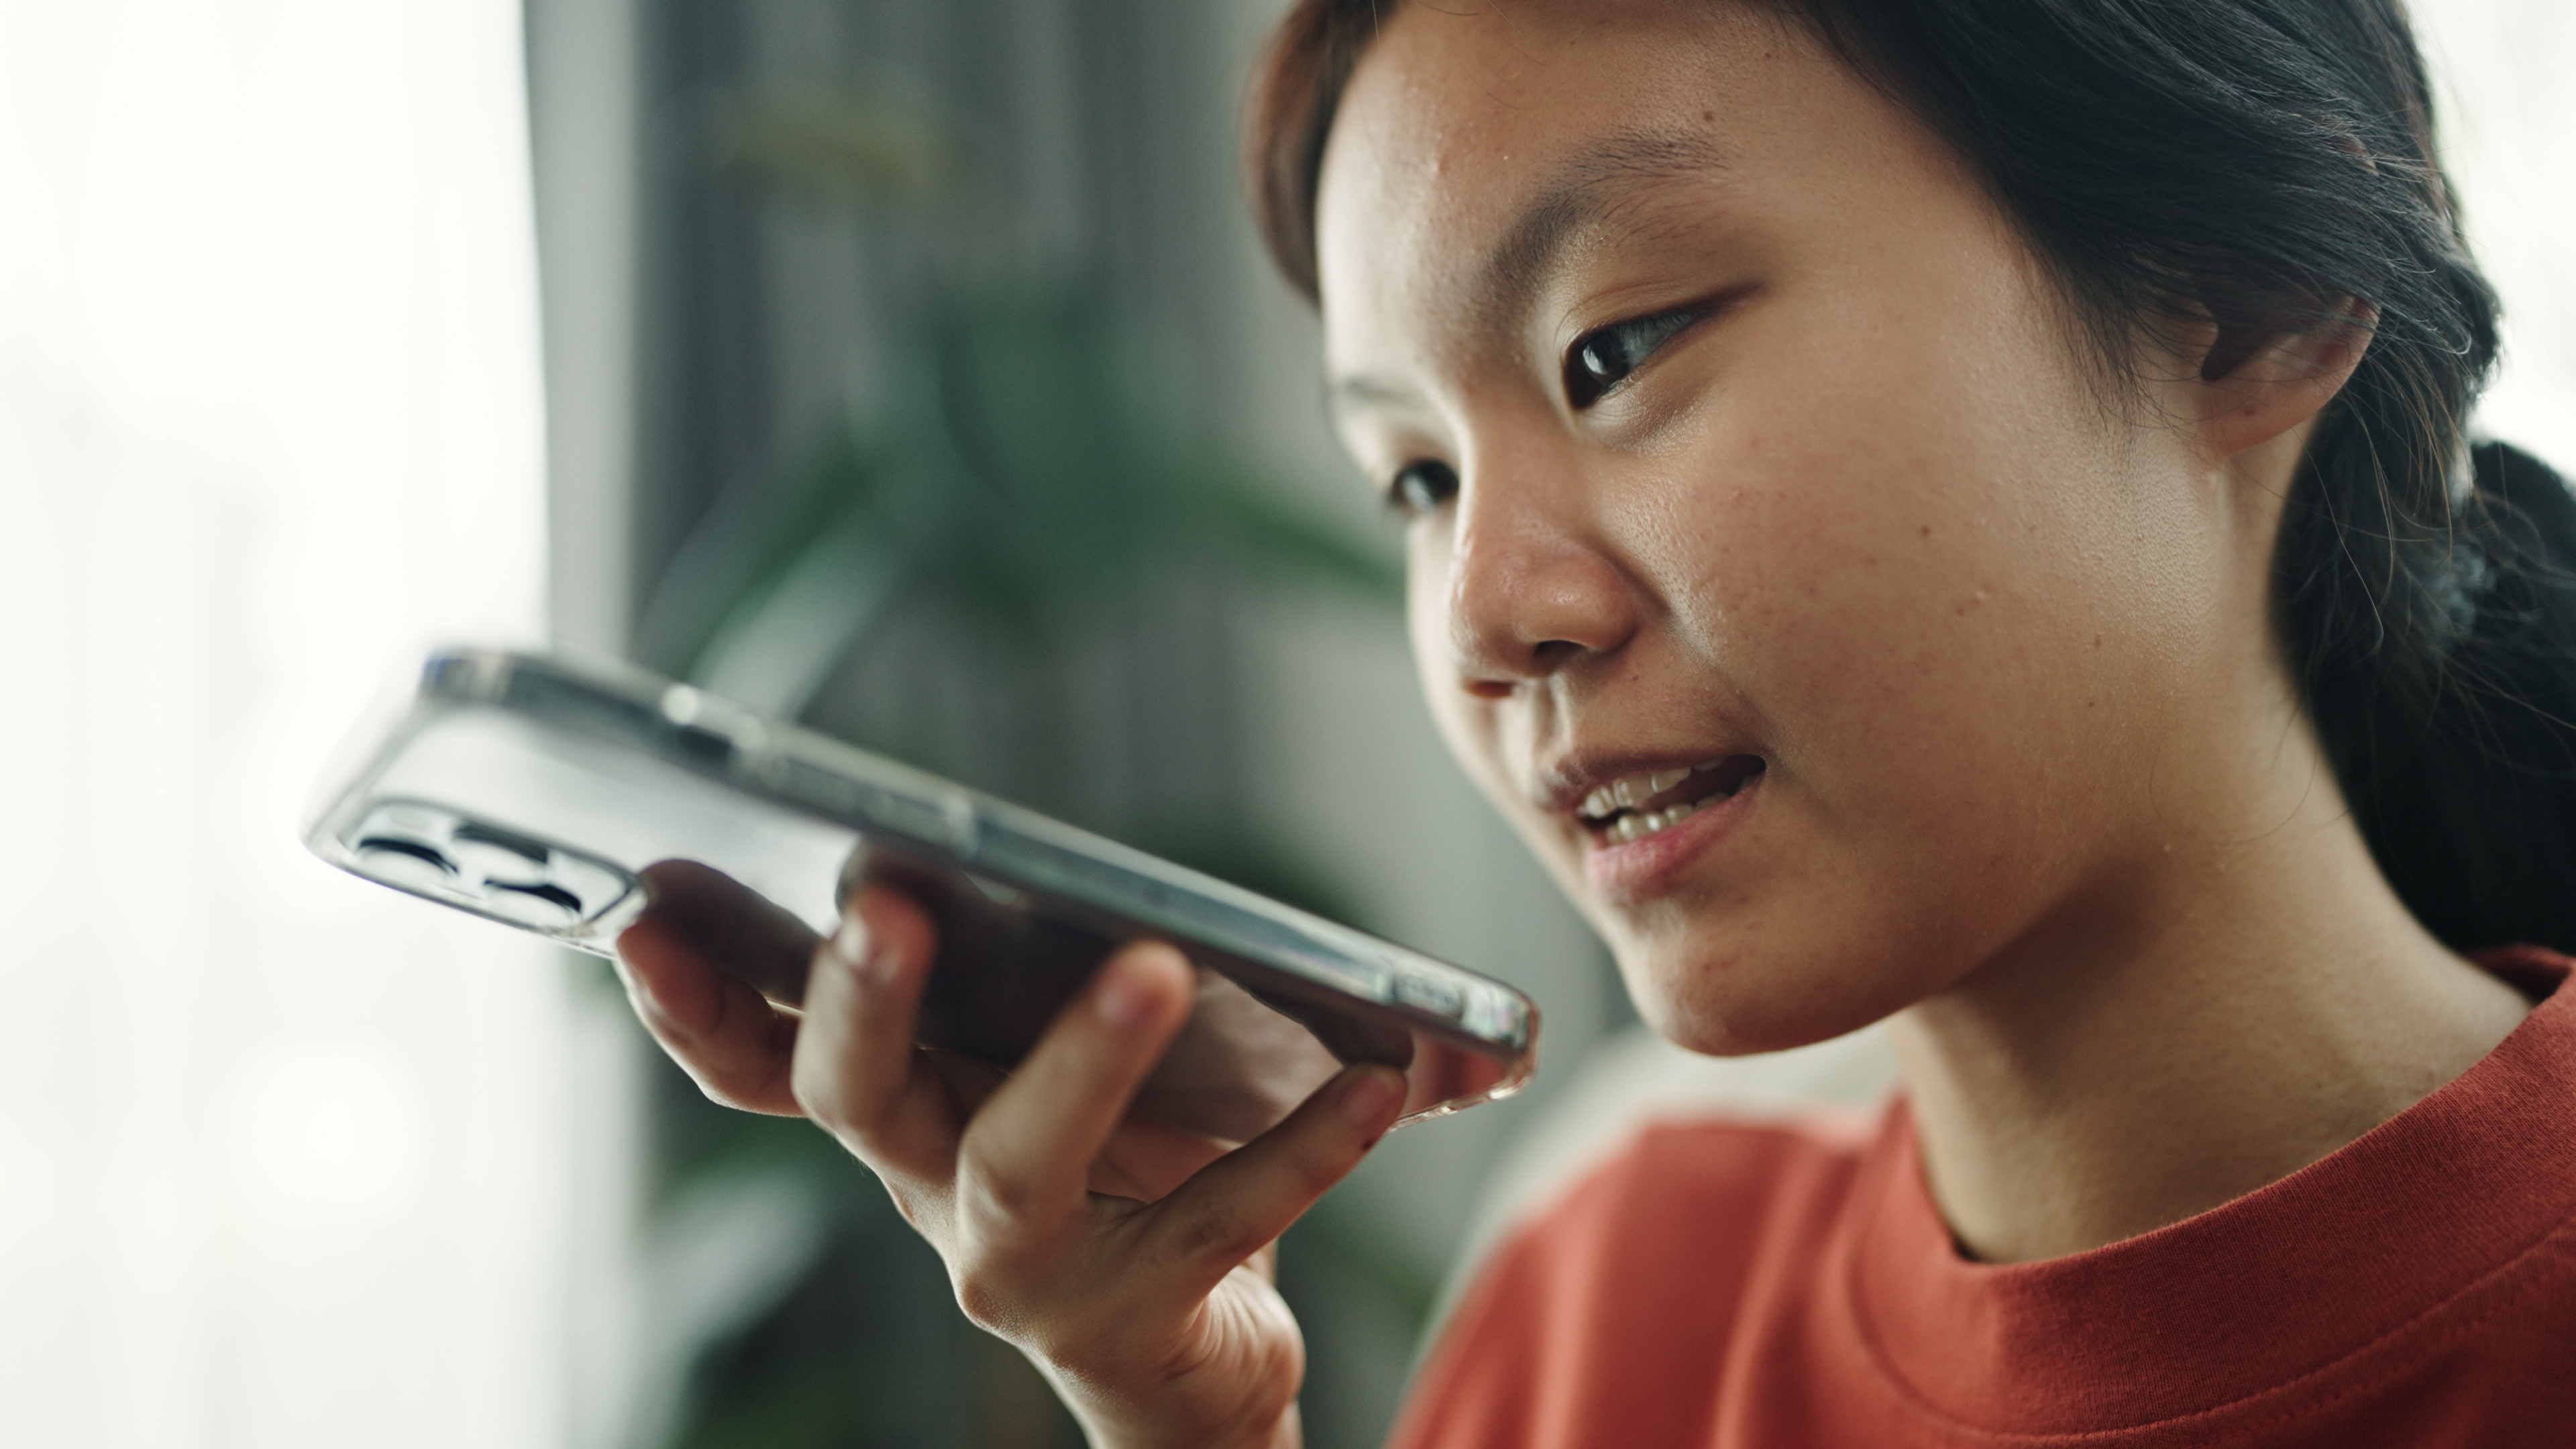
[1579,761,1725,820]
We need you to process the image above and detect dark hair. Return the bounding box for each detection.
[1244,0,2576,954]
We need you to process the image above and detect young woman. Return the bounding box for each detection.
[613,0,2576,1444]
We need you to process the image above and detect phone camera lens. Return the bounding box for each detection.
[355,836,460,893]
[482,879,584,928]
[442,822,547,888]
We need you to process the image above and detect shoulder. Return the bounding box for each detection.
[1386,1109,1881,1449]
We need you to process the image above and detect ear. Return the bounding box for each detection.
[2190,299,2376,462]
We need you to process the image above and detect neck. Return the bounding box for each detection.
[1891,733,2531,1265]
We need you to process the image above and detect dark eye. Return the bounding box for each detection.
[1564,307,1705,409]
[1387,460,1459,517]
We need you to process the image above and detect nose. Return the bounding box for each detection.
[1438,450,1640,696]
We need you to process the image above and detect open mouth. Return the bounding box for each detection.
[1577,755,1766,845]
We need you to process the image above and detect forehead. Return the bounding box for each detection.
[1313,0,1909,374]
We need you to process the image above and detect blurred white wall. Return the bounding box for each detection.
[2415,0,2576,472]
[0,3,627,1448]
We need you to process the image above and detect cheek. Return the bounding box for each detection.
[1631,272,2212,966]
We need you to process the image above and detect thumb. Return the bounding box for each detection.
[1137,1065,1405,1299]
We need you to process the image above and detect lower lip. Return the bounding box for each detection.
[1582,773,1764,904]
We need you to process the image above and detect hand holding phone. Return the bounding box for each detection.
[618,845,1409,1449]
[305,648,1539,1142]
[305,647,1536,1446]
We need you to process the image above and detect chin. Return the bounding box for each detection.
[1620,932,1922,1059]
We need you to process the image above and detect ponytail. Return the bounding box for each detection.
[2303,441,2576,954]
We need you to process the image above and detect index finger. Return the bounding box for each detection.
[635,859,820,1004]
[790,885,963,1182]
[615,903,806,1116]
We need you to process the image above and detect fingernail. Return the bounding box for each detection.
[831,910,868,966]
[1094,965,1156,1029]
[832,912,899,987]
[1339,1067,1400,1128]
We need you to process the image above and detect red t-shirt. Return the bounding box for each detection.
[1389,949,2576,1448]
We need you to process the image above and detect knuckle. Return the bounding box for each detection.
[953,1285,1102,1380]
[949,1268,1014,1335]
[943,1200,1095,1344]
[946,1243,1045,1338]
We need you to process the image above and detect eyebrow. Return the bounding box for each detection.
[1481,127,1730,325]
[1324,372,1426,421]
[1326,127,1729,421]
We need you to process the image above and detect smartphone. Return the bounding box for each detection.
[304,647,1539,1139]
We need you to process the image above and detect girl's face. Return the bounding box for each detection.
[1317,1,2267,1053]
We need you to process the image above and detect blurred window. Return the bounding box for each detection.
[0,3,613,1448]
[2418,0,2576,469]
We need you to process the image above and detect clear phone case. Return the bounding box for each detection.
[305,648,1539,1136]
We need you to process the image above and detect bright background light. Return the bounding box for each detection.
[2418,0,2576,472]
[0,2,625,1447]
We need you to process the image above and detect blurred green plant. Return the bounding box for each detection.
[712,85,957,206]
[638,284,1396,722]
[633,90,1417,1449]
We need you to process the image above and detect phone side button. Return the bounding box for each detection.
[1391,971,1466,1020]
